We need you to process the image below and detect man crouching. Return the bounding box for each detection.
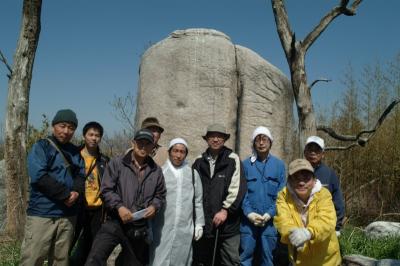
[85,128,166,266]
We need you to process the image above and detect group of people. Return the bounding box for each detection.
[19,108,345,266]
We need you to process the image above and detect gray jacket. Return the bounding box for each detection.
[101,150,166,218]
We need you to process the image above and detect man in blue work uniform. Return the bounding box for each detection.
[240,126,286,266]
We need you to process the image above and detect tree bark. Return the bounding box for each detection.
[290,47,317,153]
[4,0,42,240]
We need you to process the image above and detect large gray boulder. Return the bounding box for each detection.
[365,221,400,238]
[235,45,293,160]
[135,28,293,162]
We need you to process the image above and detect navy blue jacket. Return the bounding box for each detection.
[27,136,85,217]
[314,162,345,231]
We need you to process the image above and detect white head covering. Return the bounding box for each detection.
[166,138,189,173]
[305,136,325,150]
[252,126,273,143]
[250,126,273,163]
[168,137,188,149]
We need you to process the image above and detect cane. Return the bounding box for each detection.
[211,228,219,266]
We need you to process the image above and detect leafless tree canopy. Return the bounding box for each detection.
[270,0,363,152]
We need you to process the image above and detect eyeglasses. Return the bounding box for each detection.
[254,136,270,144]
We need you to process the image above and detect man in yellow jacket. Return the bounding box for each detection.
[274,159,341,266]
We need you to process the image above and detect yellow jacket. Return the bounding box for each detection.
[274,187,341,266]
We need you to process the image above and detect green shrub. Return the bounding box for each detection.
[340,226,400,259]
[0,240,20,266]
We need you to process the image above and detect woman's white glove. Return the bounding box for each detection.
[194,225,204,241]
[247,212,264,227]
[289,228,311,248]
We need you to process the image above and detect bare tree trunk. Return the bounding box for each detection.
[4,0,42,240]
[290,49,316,153]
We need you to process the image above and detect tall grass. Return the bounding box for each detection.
[339,226,400,260]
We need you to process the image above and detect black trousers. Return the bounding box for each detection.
[85,219,148,266]
[70,208,103,265]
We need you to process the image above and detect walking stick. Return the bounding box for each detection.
[211,228,219,266]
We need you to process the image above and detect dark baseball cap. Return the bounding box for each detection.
[134,128,154,144]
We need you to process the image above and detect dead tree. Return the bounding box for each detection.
[2,0,42,239]
[271,0,363,153]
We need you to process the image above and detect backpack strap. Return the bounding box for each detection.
[46,137,73,177]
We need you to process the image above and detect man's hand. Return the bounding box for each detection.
[212,209,228,227]
[144,205,156,219]
[64,191,79,207]
[118,206,133,224]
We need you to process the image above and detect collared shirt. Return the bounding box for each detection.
[131,153,149,184]
[206,154,218,178]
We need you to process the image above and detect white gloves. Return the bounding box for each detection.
[248,212,271,227]
[289,228,311,248]
[247,212,263,227]
[262,213,271,223]
[336,231,341,237]
[194,225,203,241]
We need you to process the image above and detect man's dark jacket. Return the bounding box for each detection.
[192,146,247,238]
[101,150,166,218]
[314,162,345,231]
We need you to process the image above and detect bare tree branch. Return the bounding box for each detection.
[325,143,359,151]
[343,0,363,16]
[310,78,332,89]
[302,0,363,51]
[110,92,136,137]
[0,49,13,79]
[318,98,400,150]
[271,0,295,59]
[302,7,342,51]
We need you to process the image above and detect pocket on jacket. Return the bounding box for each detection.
[263,176,280,196]
[246,177,258,192]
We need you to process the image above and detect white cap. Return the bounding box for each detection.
[252,126,273,143]
[305,136,325,150]
[168,137,188,149]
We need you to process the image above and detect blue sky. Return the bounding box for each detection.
[1,1,399,136]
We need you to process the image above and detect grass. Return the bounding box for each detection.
[0,240,20,266]
[339,225,400,260]
[0,225,399,264]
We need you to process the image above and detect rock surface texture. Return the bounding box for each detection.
[365,221,400,238]
[343,255,400,266]
[136,28,293,162]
